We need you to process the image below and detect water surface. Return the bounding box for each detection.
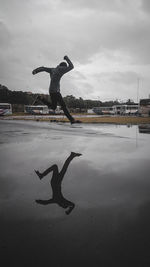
[0,120,150,266]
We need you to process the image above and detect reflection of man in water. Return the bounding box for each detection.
[32,55,81,124]
[35,152,82,215]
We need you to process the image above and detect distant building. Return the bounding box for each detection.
[139,98,150,116]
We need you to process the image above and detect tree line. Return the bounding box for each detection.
[0,84,135,111]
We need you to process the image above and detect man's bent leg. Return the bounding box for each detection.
[35,164,59,180]
[59,152,82,182]
[57,93,75,123]
[35,199,55,205]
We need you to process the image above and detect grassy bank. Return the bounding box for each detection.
[5,114,150,124]
[77,116,150,124]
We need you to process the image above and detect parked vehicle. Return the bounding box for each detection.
[93,107,114,115]
[24,105,49,115]
[123,105,139,115]
[0,103,12,115]
[93,104,139,116]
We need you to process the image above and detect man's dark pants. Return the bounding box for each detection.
[42,92,74,123]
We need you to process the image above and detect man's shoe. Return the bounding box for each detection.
[71,120,82,124]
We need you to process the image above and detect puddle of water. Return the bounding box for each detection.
[0,120,150,266]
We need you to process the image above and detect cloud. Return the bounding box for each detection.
[61,0,139,13]
[110,71,140,84]
[141,0,150,13]
[0,21,11,48]
[0,0,150,101]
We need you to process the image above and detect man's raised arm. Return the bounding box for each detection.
[32,66,51,75]
[63,55,74,72]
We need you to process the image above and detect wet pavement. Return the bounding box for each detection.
[0,120,150,267]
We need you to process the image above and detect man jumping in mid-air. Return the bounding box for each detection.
[35,152,82,215]
[32,55,81,124]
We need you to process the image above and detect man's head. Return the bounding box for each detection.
[59,62,67,67]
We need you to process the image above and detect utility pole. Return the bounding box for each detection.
[137,78,140,103]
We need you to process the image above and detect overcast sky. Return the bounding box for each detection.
[0,0,150,101]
